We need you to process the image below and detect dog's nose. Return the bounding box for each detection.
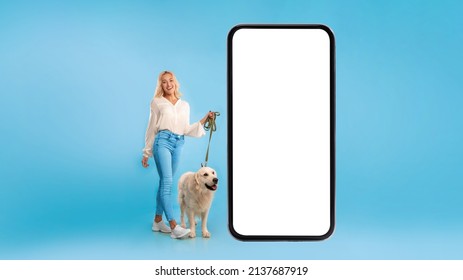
[213,178,218,184]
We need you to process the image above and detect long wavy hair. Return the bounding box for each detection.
[154,70,182,99]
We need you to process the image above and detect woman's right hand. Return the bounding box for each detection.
[142,156,149,168]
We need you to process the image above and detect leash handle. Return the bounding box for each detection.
[202,112,220,167]
[204,111,220,132]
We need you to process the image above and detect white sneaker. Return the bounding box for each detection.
[152,221,171,233]
[170,225,191,239]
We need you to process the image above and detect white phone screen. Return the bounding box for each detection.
[228,25,335,240]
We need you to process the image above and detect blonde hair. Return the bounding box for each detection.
[154,70,182,98]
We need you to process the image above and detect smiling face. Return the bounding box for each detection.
[161,73,176,96]
[196,167,219,191]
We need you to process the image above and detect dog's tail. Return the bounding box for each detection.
[177,172,189,204]
[177,175,184,204]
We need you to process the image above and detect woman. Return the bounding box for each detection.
[142,70,213,239]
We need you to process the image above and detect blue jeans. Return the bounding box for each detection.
[153,130,185,221]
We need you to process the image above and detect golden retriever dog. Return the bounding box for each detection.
[178,166,218,238]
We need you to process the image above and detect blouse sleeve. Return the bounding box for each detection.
[142,100,160,158]
[183,102,206,138]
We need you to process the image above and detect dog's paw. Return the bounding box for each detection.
[189,231,196,238]
[202,231,211,238]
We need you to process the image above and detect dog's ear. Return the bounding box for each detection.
[194,173,200,190]
[195,172,200,185]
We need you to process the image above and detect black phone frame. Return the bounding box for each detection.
[227,24,336,241]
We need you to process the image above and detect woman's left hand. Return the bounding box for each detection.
[200,111,215,125]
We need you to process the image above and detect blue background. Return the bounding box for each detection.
[1,0,462,259]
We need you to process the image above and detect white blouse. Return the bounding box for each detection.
[143,96,205,158]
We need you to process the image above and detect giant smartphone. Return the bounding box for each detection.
[228,24,335,241]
